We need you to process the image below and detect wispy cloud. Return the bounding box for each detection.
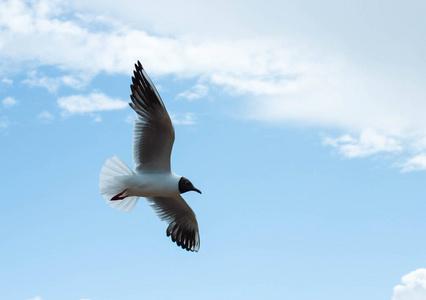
[37,111,55,123]
[323,129,402,158]
[323,130,426,172]
[2,96,18,108]
[1,78,13,84]
[58,92,127,115]
[0,116,11,129]
[177,84,208,100]
[23,71,90,93]
[124,114,135,124]
[399,154,426,173]
[392,268,426,300]
[170,112,196,125]
[93,114,102,122]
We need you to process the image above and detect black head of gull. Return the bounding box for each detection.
[179,177,202,194]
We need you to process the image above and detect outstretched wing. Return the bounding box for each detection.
[129,61,175,173]
[146,196,200,252]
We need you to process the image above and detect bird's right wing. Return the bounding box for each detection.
[130,61,175,173]
[146,196,200,252]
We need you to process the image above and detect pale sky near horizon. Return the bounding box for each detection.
[1,1,426,299]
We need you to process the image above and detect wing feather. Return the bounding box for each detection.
[146,196,200,252]
[129,61,175,173]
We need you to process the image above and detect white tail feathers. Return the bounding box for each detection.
[99,156,139,212]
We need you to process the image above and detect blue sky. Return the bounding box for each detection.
[1,0,426,299]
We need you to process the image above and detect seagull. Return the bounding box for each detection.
[99,61,201,252]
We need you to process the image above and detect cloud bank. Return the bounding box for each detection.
[1,0,426,170]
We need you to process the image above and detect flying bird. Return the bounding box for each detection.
[99,61,201,252]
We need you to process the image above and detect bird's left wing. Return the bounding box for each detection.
[146,196,200,252]
[130,61,175,173]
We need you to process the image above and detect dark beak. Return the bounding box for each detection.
[192,187,202,194]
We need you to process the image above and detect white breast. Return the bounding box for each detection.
[123,172,181,197]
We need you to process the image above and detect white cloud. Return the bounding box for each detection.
[2,96,18,108]
[0,0,321,91]
[392,268,426,300]
[37,111,55,122]
[399,154,426,173]
[177,84,208,100]
[170,112,196,125]
[323,130,426,171]
[57,92,127,115]
[323,129,402,158]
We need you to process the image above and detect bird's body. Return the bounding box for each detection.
[115,172,181,198]
[99,61,201,252]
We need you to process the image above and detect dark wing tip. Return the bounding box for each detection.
[135,61,142,70]
[166,221,200,252]
[134,61,144,75]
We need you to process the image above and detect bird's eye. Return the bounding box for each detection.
[185,181,190,185]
